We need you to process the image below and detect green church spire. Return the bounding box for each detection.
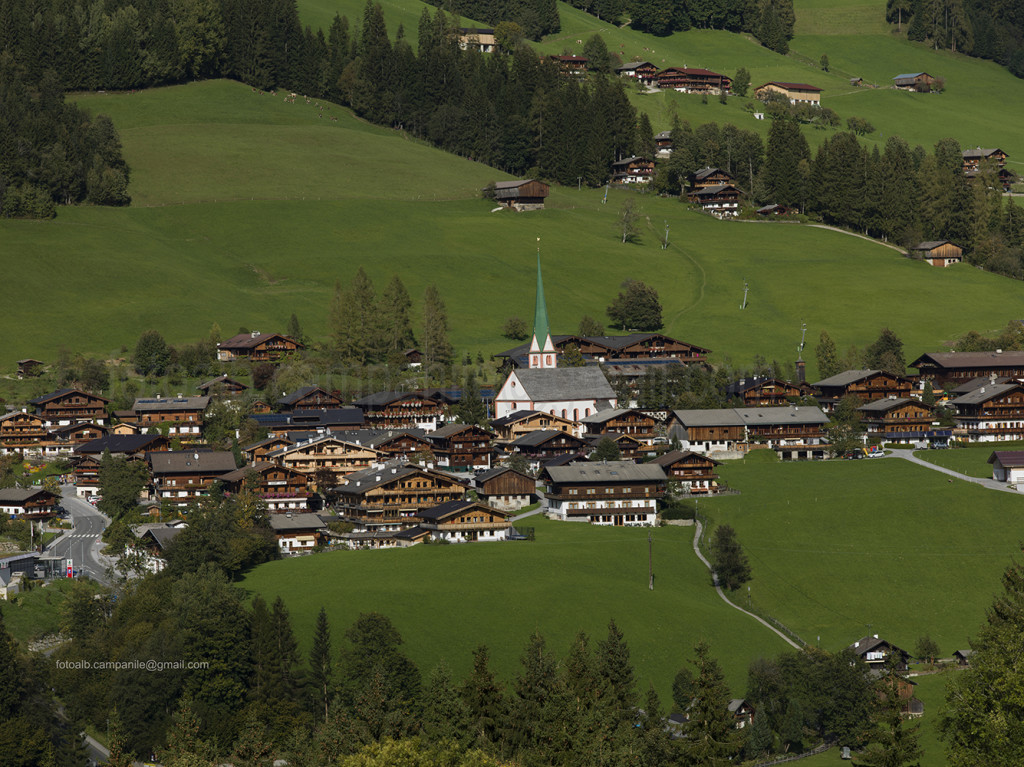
[533,251,550,348]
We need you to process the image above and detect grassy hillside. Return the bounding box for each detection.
[0,79,1018,378]
[793,0,888,36]
[911,443,1024,479]
[702,454,1024,656]
[241,516,791,701]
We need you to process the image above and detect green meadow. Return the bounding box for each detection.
[240,515,792,701]
[701,454,1024,655]
[912,443,1024,479]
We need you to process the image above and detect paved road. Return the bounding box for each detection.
[886,450,1022,492]
[511,487,548,522]
[691,520,801,651]
[44,487,113,585]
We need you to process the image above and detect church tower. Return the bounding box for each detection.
[528,253,557,369]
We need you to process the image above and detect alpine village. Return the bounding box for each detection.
[3,0,1024,765]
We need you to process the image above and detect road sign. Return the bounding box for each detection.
[66,558,73,578]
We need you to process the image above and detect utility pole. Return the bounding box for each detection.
[577,176,582,191]
[662,221,669,250]
[740,280,749,310]
[648,531,654,590]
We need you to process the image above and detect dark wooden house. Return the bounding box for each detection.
[545,461,666,526]
[755,81,821,104]
[219,461,312,512]
[857,398,934,443]
[726,377,803,407]
[216,331,304,362]
[688,167,734,189]
[352,391,451,431]
[657,67,731,93]
[909,240,962,267]
[508,429,589,464]
[580,408,659,443]
[649,450,720,494]
[949,382,1024,442]
[474,466,535,511]
[196,374,249,396]
[133,396,211,443]
[413,500,513,542]
[493,179,550,211]
[16,359,43,379]
[334,463,466,530]
[812,370,913,411]
[277,386,343,412]
[912,351,1024,388]
[426,424,493,470]
[549,54,588,76]
[147,450,239,507]
[892,72,939,91]
[686,184,742,217]
[491,410,578,444]
[611,156,655,184]
[615,60,658,85]
[30,388,109,426]
[0,411,50,453]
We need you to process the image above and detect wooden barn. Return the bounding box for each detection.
[909,240,962,267]
[492,179,550,211]
[755,81,821,105]
[892,72,939,91]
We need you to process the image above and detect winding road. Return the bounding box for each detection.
[44,487,113,585]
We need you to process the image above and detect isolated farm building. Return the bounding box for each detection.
[426,423,493,471]
[549,55,588,76]
[857,398,934,444]
[988,451,1024,485]
[276,386,343,412]
[948,382,1024,442]
[755,81,821,105]
[648,450,720,494]
[455,27,495,52]
[219,462,312,511]
[216,331,303,362]
[953,649,974,666]
[352,391,452,431]
[491,410,578,443]
[688,167,733,190]
[196,374,248,396]
[849,635,910,672]
[16,359,42,379]
[812,370,913,411]
[728,699,756,729]
[686,183,742,218]
[413,500,513,542]
[909,240,962,267]
[30,388,109,426]
[756,203,793,216]
[133,396,211,443]
[147,450,239,507]
[611,156,655,184]
[656,67,732,94]
[654,130,673,157]
[268,512,328,555]
[892,72,939,91]
[0,411,50,454]
[912,350,1024,388]
[0,487,59,519]
[726,377,804,407]
[962,147,1008,170]
[492,179,550,211]
[616,60,658,85]
[545,460,666,526]
[333,462,467,531]
[474,466,535,511]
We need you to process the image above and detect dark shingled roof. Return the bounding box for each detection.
[196,374,248,392]
[508,367,616,402]
[988,450,1024,468]
[547,461,666,484]
[812,369,883,387]
[276,386,339,407]
[147,451,238,474]
[29,388,109,405]
[75,434,168,455]
[649,450,720,467]
[134,396,210,413]
[268,513,328,532]
[949,383,1024,406]
[912,351,1024,370]
[509,430,586,448]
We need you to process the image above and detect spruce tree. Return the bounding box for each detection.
[710,524,752,591]
[421,660,471,745]
[461,645,505,750]
[309,607,333,724]
[508,632,562,757]
[422,284,454,367]
[454,370,487,425]
[595,619,638,725]
[682,641,740,766]
[381,275,416,357]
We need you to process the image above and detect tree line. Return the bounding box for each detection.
[422,0,560,40]
[887,0,1024,78]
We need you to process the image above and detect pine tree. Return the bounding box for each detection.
[380,275,416,357]
[422,284,453,367]
[454,370,487,425]
[710,524,752,591]
[331,267,381,365]
[508,632,562,757]
[422,660,471,745]
[105,708,136,767]
[309,607,333,724]
[161,696,215,767]
[595,619,638,726]
[461,645,505,750]
[682,641,740,766]
[745,706,773,759]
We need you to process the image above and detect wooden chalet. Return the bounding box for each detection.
[48,422,108,454]
[756,203,793,216]
[656,67,731,93]
[266,435,384,487]
[849,635,909,672]
[404,349,423,366]
[413,500,513,542]
[16,359,43,379]
[493,179,549,211]
[255,408,365,436]
[455,27,495,52]
[729,699,756,730]
[686,183,741,218]
[216,331,303,362]
[909,240,962,267]
[857,398,934,443]
[654,130,673,158]
[133,396,210,443]
[277,386,343,412]
[587,432,644,460]
[812,370,913,411]
[545,461,666,526]
[0,487,59,519]
[0,411,50,453]
[949,382,1024,442]
[953,649,973,666]
[755,81,821,105]
[892,72,939,91]
[615,60,658,85]
[29,388,109,426]
[148,450,238,506]
[669,406,830,459]
[649,450,720,494]
[508,429,589,464]
[110,422,140,435]
[961,147,1007,171]
[242,435,294,463]
[911,351,1024,388]
[474,466,535,511]
[549,54,588,76]
[611,156,655,184]
[72,433,170,495]
[580,408,659,443]
[668,409,746,454]
[268,512,329,555]
[130,522,187,572]
[491,410,578,443]
[353,391,451,431]
[495,333,710,370]
[688,167,733,190]
[426,424,493,471]
[726,377,804,407]
[196,374,248,396]
[334,463,466,530]
[219,462,312,511]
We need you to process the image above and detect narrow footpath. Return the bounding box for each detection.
[691,520,801,650]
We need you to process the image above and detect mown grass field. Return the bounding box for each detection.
[0,79,1012,378]
[912,442,1024,479]
[701,454,1024,657]
[240,515,791,701]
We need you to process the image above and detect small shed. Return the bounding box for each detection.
[953,649,974,666]
[492,180,550,211]
[988,450,1024,485]
[16,359,43,379]
[909,240,962,267]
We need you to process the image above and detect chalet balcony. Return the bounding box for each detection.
[420,522,511,532]
[547,490,666,501]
